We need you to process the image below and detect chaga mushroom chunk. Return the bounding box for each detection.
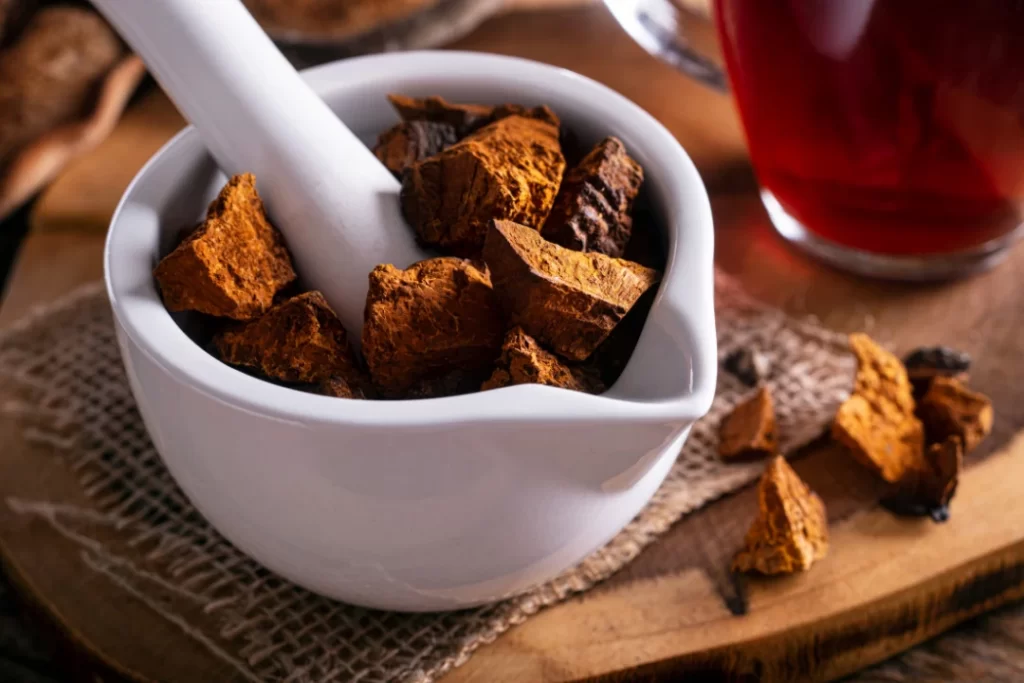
[401,115,565,256]
[373,120,460,177]
[886,436,963,522]
[482,327,604,394]
[386,93,494,136]
[154,173,296,320]
[903,345,971,399]
[719,386,777,461]
[213,291,364,388]
[832,334,925,483]
[733,456,829,575]
[482,219,660,361]
[386,93,561,136]
[542,136,643,258]
[918,376,993,453]
[489,103,561,128]
[361,257,505,396]
[917,437,963,516]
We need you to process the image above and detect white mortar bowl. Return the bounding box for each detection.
[104,51,716,612]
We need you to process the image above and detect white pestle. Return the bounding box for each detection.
[91,0,428,336]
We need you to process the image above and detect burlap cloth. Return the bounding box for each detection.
[0,271,854,683]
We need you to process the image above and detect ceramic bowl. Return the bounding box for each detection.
[104,51,716,611]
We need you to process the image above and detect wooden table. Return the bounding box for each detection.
[3,4,1024,682]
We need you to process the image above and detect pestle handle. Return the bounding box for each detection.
[91,0,427,336]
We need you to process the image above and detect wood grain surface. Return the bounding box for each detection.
[2,4,1024,683]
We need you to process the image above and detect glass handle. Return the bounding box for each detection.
[604,0,728,92]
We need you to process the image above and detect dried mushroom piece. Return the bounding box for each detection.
[387,93,493,136]
[918,376,993,452]
[482,327,605,394]
[733,456,828,575]
[903,345,971,398]
[916,437,963,518]
[373,120,459,177]
[723,347,770,388]
[401,115,565,256]
[885,436,963,522]
[154,173,296,320]
[903,345,971,375]
[719,387,777,461]
[386,94,561,136]
[362,257,505,396]
[542,136,643,257]
[482,219,660,361]
[214,292,364,388]
[489,103,561,129]
[832,334,925,483]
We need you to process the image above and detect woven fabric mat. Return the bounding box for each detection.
[0,272,854,683]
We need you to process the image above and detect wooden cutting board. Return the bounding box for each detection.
[3,5,1024,683]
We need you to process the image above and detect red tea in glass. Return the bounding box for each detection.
[606,0,1024,278]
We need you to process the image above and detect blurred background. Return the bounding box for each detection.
[4,3,1024,683]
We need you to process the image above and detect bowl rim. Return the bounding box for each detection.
[105,50,717,429]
